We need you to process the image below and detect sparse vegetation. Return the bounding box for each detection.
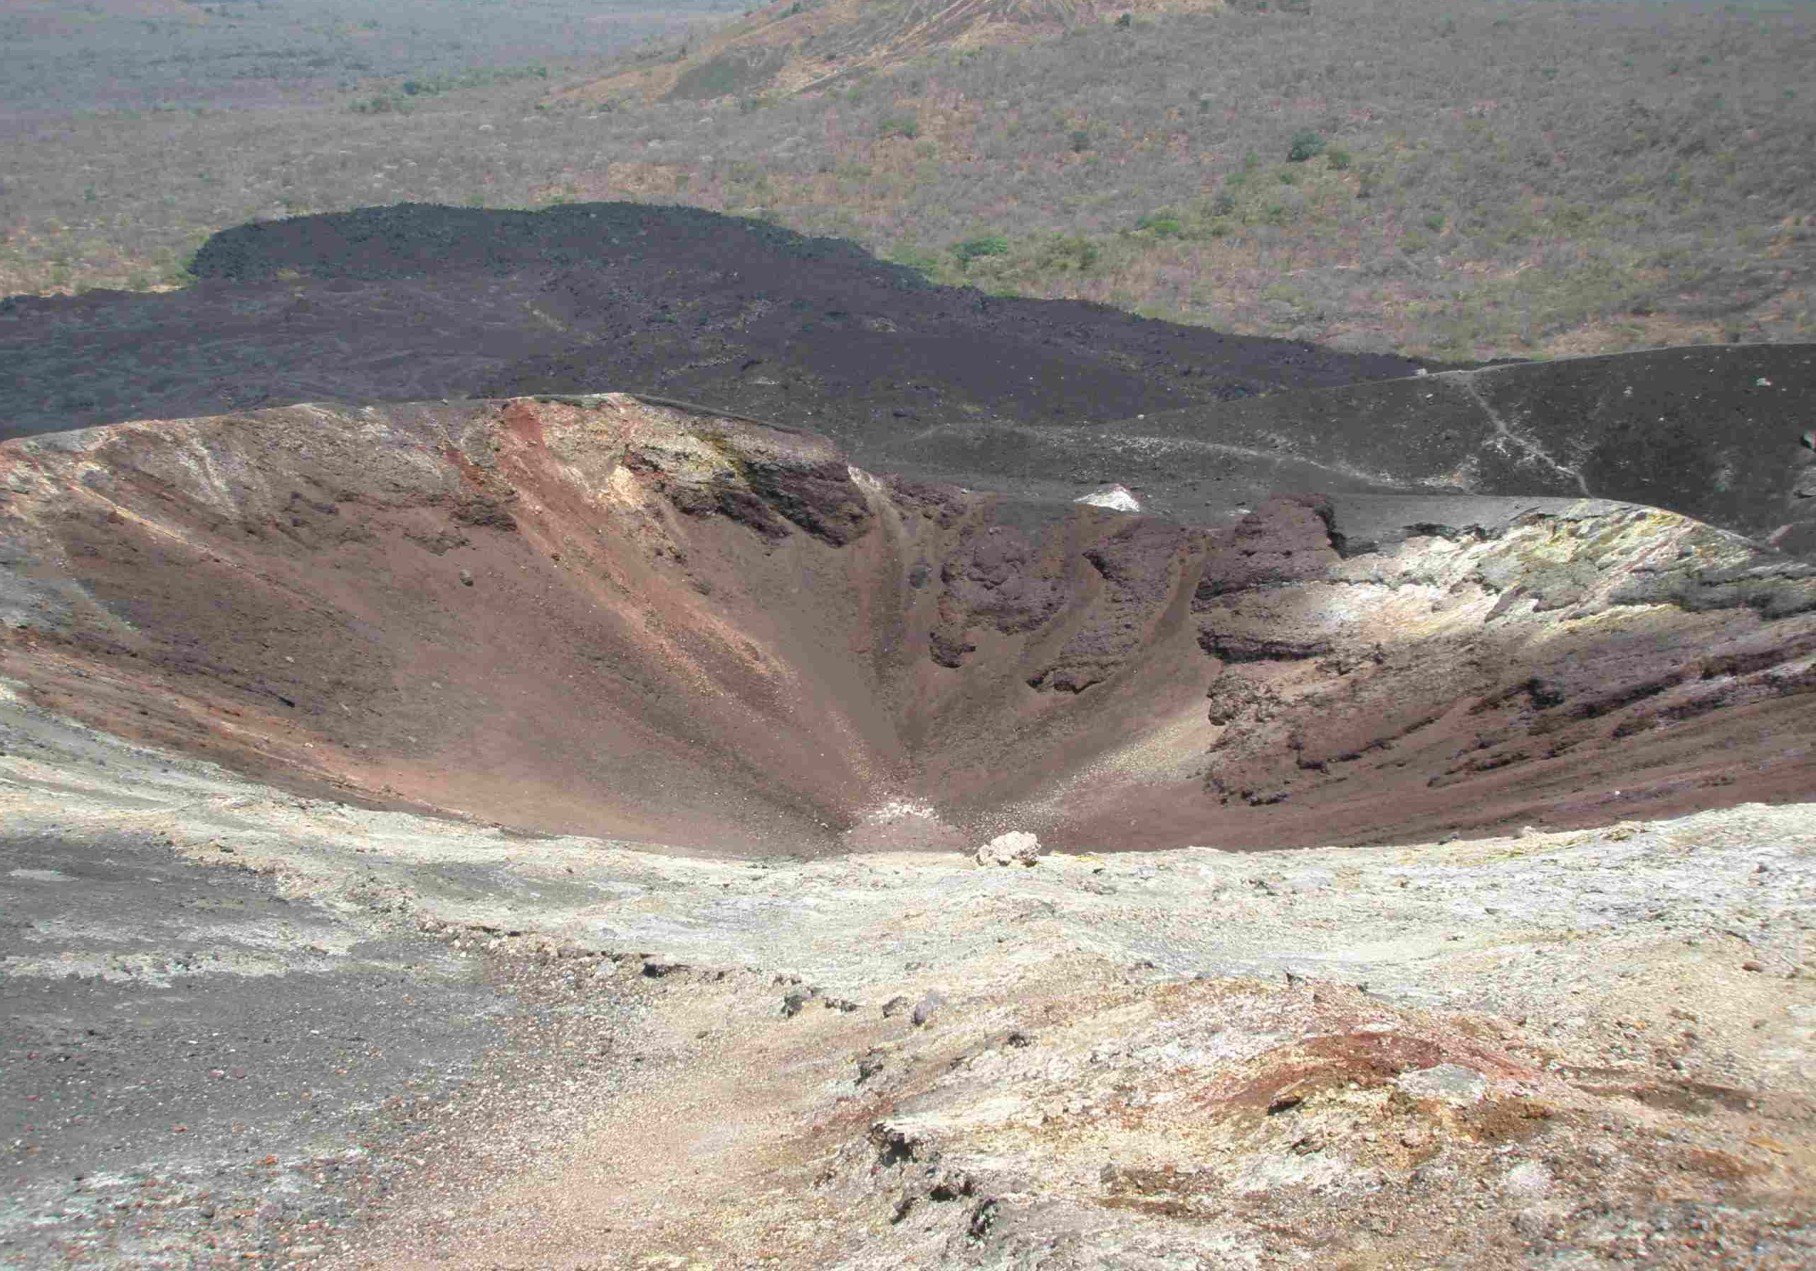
[1,0,1812,359]
[352,65,552,115]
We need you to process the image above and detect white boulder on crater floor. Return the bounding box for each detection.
[976,830,1046,866]
[1075,483,1141,512]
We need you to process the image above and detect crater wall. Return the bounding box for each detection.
[3,395,1812,853]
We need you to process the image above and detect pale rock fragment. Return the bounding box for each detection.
[976,830,1045,867]
[1395,1063,1488,1102]
[1075,484,1141,513]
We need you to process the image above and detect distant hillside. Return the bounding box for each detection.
[0,0,722,117]
[551,0,1815,358]
[561,0,1227,107]
[1,0,1810,360]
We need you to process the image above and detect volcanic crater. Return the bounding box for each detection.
[3,388,1813,855]
[6,203,1816,1268]
[3,205,1816,853]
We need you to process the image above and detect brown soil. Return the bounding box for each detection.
[3,393,1813,855]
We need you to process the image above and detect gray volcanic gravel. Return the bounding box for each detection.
[1,826,504,1266]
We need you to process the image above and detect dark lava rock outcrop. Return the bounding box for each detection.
[0,203,1418,445]
[4,395,1813,853]
[860,345,1816,556]
[6,205,1813,557]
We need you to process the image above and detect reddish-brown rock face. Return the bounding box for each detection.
[3,394,1813,853]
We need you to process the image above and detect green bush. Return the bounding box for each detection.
[1038,233,1099,271]
[1325,146,1352,171]
[1287,129,1326,162]
[1070,129,1092,153]
[951,233,1010,266]
[879,116,919,140]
